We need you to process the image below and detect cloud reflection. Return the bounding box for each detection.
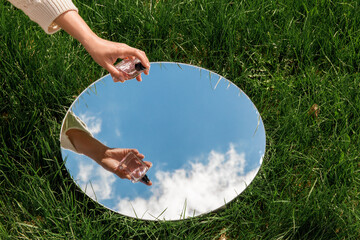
[78,113,102,135]
[114,144,260,220]
[76,160,116,201]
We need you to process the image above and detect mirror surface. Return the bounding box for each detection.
[60,62,266,220]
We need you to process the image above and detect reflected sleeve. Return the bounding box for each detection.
[8,0,78,34]
[60,111,93,153]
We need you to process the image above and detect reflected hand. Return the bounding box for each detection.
[84,37,150,82]
[66,128,152,186]
[100,148,153,186]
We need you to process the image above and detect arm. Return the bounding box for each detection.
[54,10,150,82]
[66,129,152,185]
[65,128,108,164]
[8,0,150,81]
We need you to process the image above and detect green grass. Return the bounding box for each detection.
[1,0,359,239]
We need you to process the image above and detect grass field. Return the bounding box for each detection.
[1,0,359,239]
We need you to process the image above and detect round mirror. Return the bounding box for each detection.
[60,62,266,221]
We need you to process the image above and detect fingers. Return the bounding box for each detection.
[129,149,145,160]
[144,68,149,75]
[112,148,151,186]
[112,45,150,82]
[141,178,152,186]
[124,47,150,70]
[115,44,150,71]
[114,168,132,180]
[136,74,142,82]
[112,75,126,83]
[144,161,153,168]
[106,63,130,82]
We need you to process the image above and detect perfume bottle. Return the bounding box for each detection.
[117,152,150,183]
[114,58,147,82]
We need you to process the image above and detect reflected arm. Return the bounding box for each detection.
[65,129,152,185]
[66,128,108,164]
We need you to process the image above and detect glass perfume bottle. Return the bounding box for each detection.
[114,58,146,82]
[117,152,150,183]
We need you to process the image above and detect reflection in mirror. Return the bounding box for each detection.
[60,62,266,221]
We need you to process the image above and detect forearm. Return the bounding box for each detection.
[16,2,150,80]
[66,129,109,163]
[54,10,98,49]
[52,10,124,76]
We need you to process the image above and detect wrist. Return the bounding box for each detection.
[95,145,111,163]
[80,33,100,53]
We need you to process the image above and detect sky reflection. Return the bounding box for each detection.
[61,62,266,220]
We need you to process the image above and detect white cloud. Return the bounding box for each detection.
[78,113,102,135]
[77,160,94,182]
[115,128,121,138]
[114,144,260,220]
[76,160,116,201]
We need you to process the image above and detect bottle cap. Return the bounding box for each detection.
[135,62,146,71]
[141,174,150,184]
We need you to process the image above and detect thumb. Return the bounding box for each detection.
[106,63,128,82]
[114,167,132,180]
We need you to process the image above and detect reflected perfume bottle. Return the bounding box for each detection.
[117,152,150,183]
[114,58,147,81]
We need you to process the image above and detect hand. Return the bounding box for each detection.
[54,10,150,82]
[84,37,150,82]
[100,148,153,186]
[66,128,152,186]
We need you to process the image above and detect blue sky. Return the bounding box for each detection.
[61,62,266,220]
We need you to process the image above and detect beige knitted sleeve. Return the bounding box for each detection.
[60,111,93,153]
[8,0,78,34]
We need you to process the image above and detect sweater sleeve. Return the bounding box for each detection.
[8,0,78,34]
[60,111,93,153]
